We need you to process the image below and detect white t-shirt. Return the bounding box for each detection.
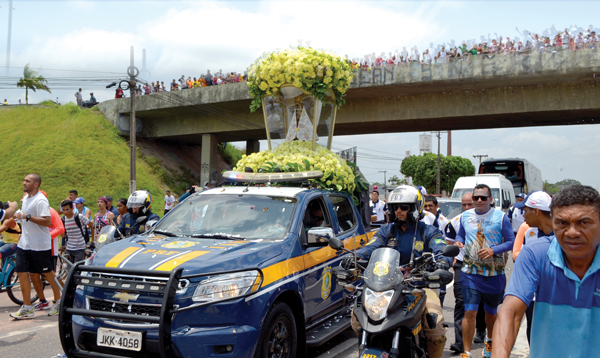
[18,192,52,251]
[511,206,525,233]
[164,195,176,210]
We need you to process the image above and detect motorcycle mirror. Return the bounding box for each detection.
[441,245,460,258]
[136,216,148,225]
[328,237,344,250]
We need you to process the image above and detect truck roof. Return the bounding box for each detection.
[196,186,308,197]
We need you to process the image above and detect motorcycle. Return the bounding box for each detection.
[328,238,459,358]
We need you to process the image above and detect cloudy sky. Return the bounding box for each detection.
[1,0,599,189]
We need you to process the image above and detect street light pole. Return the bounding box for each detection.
[128,46,139,194]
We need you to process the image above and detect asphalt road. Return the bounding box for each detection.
[0,260,529,358]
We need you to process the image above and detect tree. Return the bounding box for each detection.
[16,64,51,105]
[401,153,475,194]
[544,179,581,194]
[388,175,407,186]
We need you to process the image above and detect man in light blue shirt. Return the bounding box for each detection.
[493,185,600,357]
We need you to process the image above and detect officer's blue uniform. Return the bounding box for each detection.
[357,221,451,266]
[117,211,159,237]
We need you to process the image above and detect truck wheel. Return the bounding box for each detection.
[255,302,297,358]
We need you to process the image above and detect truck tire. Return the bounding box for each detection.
[254,302,297,358]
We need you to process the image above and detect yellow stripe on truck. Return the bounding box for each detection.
[154,251,211,271]
[261,232,372,288]
[105,247,142,268]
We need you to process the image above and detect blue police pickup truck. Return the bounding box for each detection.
[59,185,374,358]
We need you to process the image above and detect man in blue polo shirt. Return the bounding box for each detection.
[493,185,600,357]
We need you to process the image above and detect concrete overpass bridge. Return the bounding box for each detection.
[98,48,600,184]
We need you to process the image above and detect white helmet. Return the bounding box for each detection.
[387,185,424,224]
[127,190,153,215]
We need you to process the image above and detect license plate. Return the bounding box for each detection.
[97,327,142,351]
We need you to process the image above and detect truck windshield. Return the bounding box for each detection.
[155,194,297,240]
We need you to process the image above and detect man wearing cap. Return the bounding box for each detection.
[509,193,527,236]
[105,196,119,222]
[74,197,91,220]
[509,191,554,345]
[494,185,600,357]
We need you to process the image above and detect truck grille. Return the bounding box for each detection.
[88,297,161,317]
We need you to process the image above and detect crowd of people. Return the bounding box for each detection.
[0,173,191,319]
[134,70,249,96]
[2,171,598,358]
[351,24,600,68]
[363,183,600,358]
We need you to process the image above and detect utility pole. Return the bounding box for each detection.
[447,130,451,156]
[473,154,488,168]
[6,0,13,75]
[436,131,441,194]
[128,46,140,194]
[378,171,387,196]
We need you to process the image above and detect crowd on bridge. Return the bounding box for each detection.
[135,70,248,96]
[352,23,600,69]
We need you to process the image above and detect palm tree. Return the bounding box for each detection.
[16,64,51,105]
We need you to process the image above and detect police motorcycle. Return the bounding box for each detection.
[328,238,459,358]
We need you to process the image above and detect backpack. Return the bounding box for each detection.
[62,214,90,244]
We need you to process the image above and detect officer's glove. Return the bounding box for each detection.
[435,260,450,271]
[341,254,356,269]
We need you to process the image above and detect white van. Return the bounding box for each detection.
[451,174,516,211]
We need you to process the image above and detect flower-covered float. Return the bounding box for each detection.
[222,47,368,203]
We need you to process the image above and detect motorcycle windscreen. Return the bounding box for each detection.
[364,248,403,292]
[95,225,117,250]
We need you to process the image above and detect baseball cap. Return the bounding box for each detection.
[105,195,113,202]
[516,193,526,199]
[514,191,552,211]
[74,197,85,204]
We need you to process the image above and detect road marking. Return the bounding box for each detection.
[0,323,56,339]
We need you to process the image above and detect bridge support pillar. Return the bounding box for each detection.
[246,139,260,155]
[201,134,219,186]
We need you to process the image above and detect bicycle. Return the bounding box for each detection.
[1,254,42,305]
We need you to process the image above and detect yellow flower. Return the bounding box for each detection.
[259,81,268,91]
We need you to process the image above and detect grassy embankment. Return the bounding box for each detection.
[0,103,168,217]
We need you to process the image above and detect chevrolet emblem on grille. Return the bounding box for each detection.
[112,292,140,303]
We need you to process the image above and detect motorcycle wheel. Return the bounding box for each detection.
[254,302,297,358]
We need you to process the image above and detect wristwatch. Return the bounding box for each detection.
[26,214,31,222]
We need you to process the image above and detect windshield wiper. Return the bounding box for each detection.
[152,230,179,237]
[190,233,245,240]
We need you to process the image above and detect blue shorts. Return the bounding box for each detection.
[0,240,18,260]
[461,273,504,314]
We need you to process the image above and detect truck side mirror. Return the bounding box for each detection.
[502,200,510,209]
[306,227,335,247]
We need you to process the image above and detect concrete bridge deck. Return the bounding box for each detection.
[99,48,600,145]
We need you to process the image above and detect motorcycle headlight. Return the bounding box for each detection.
[364,288,394,321]
[192,270,262,303]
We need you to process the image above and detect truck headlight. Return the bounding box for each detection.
[192,270,262,303]
[364,288,394,321]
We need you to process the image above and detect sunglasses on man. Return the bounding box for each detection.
[390,204,412,212]
[472,196,490,201]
